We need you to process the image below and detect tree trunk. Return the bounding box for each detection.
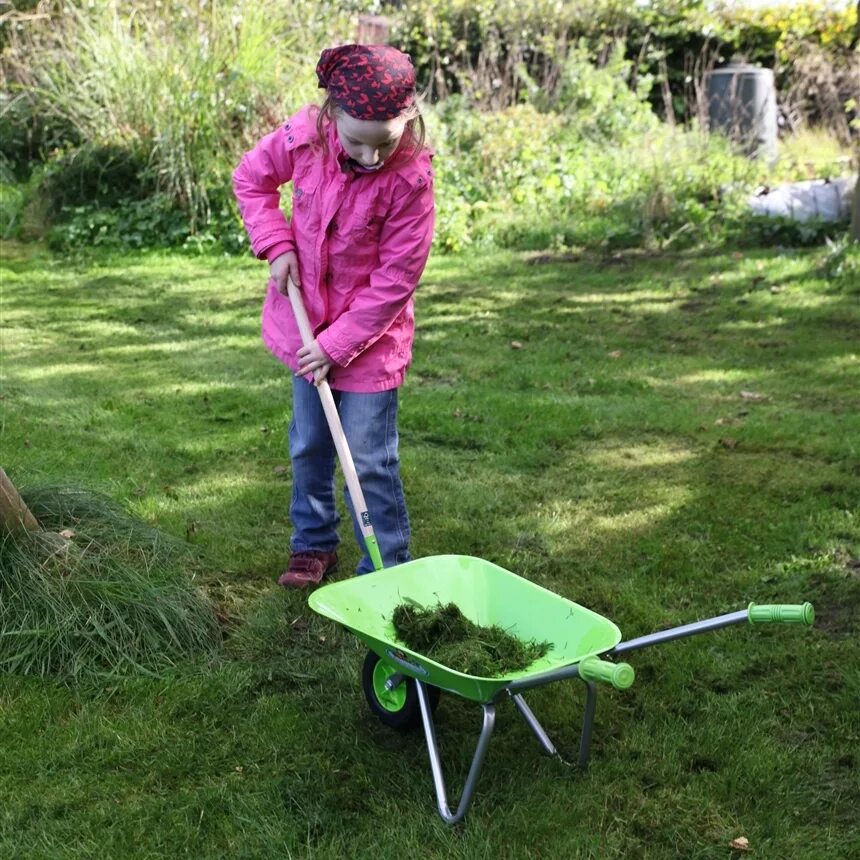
[0,467,40,532]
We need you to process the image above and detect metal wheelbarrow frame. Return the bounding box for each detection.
[286,280,815,825]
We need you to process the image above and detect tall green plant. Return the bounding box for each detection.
[5,1,344,228]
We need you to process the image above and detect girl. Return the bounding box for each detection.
[233,45,434,587]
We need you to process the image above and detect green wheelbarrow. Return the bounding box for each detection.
[309,556,814,825]
[286,281,815,825]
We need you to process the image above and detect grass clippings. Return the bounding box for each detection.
[392,600,550,676]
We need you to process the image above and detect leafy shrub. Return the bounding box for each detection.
[0,91,82,179]
[719,205,851,248]
[37,144,152,213]
[391,0,859,137]
[551,42,658,141]
[46,195,190,252]
[819,234,860,288]
[429,97,759,252]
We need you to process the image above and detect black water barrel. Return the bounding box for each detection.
[705,62,777,161]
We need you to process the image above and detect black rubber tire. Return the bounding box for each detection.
[362,650,441,732]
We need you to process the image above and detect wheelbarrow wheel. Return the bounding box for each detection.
[362,650,440,732]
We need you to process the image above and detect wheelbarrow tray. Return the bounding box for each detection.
[308,554,621,702]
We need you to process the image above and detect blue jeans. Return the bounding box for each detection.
[289,376,411,575]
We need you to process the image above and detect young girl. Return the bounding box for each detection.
[233,45,434,587]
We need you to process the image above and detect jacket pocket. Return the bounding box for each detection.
[290,172,321,235]
[292,176,319,213]
[348,203,384,241]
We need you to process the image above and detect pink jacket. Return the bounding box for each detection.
[232,105,435,392]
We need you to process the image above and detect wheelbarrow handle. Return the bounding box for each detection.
[612,601,815,655]
[578,656,635,690]
[748,602,814,626]
[285,277,384,572]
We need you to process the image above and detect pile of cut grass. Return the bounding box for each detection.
[0,485,221,680]
[392,600,549,677]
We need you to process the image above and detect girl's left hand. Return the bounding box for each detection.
[296,339,333,385]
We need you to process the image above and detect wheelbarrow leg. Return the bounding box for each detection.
[577,679,598,770]
[511,679,597,769]
[511,693,557,756]
[416,681,496,825]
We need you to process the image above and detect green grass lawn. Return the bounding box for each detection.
[1,240,858,858]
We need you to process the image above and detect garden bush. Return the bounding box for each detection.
[391,0,859,136]
[0,1,855,254]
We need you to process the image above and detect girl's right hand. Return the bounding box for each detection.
[269,251,301,295]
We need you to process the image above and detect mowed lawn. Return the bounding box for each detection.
[1,240,858,858]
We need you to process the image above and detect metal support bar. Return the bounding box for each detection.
[510,693,557,756]
[512,680,598,769]
[416,681,496,825]
[504,662,583,696]
[611,609,749,655]
[578,680,598,770]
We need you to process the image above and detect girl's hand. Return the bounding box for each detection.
[297,339,333,385]
[270,251,300,295]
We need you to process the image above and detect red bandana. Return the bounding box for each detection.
[316,44,416,121]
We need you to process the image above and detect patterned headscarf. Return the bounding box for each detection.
[316,44,416,120]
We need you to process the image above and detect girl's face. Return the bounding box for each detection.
[335,112,407,169]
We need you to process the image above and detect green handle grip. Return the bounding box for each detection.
[365,534,384,572]
[747,602,814,626]
[578,656,635,690]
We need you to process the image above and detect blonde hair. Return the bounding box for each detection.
[314,95,427,166]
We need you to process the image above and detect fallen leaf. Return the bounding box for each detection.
[719,437,739,449]
[272,465,288,476]
[729,836,750,851]
[608,350,622,358]
[739,390,766,401]
[770,285,782,294]
[510,340,523,349]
